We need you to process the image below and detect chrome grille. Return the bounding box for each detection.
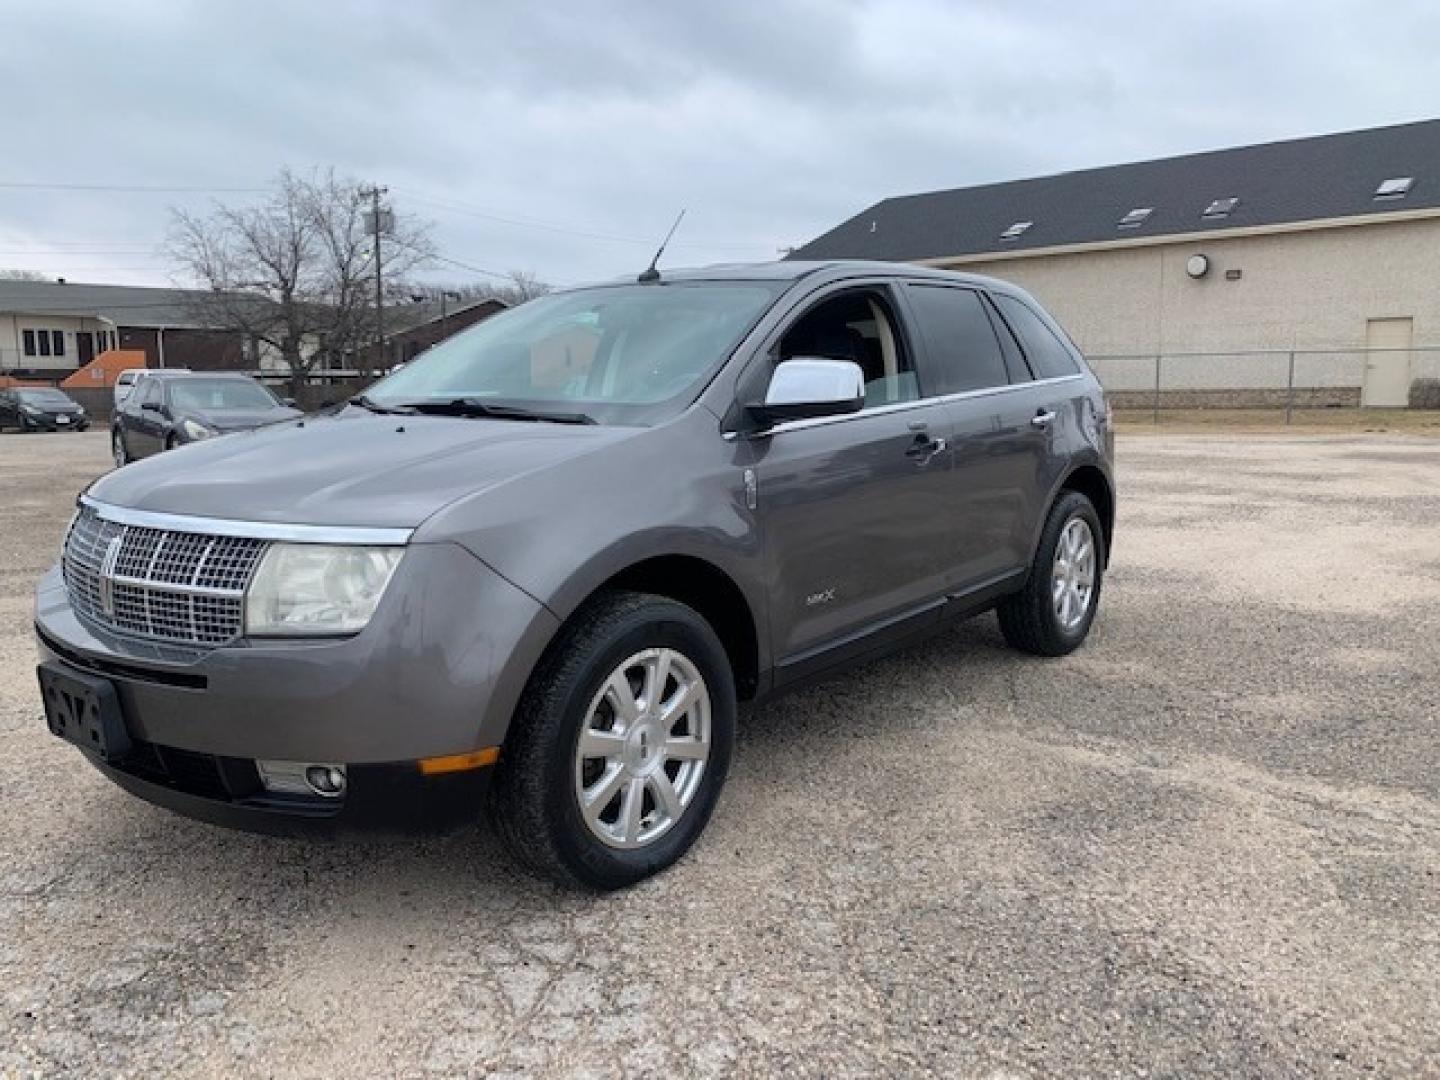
[62,505,268,646]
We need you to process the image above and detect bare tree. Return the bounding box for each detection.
[495,269,552,305]
[167,170,434,394]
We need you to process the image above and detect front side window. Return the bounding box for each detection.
[367,282,782,425]
[777,290,918,409]
[904,285,1009,394]
[169,378,278,411]
[992,294,1080,379]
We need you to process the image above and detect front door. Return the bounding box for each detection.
[749,286,958,681]
[1363,318,1413,407]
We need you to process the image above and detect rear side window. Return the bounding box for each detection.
[992,294,1080,379]
[904,285,1009,394]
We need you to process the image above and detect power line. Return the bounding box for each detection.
[0,181,267,193]
[400,189,769,252]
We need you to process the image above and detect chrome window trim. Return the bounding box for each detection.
[78,495,413,546]
[732,374,1085,439]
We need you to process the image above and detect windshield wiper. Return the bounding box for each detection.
[396,398,596,425]
[349,393,417,416]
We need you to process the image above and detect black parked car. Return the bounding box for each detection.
[111,373,302,465]
[0,387,89,432]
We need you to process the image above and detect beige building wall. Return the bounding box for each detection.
[2,313,115,371]
[937,216,1440,364]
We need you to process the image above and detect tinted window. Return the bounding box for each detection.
[138,379,162,406]
[169,378,277,411]
[22,330,35,356]
[992,294,1080,379]
[905,285,1008,394]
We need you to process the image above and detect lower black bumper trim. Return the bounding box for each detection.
[87,751,493,837]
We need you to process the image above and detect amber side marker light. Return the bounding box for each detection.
[418,747,500,775]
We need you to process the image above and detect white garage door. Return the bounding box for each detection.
[1363,318,1413,408]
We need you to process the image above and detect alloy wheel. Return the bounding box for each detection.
[573,647,711,850]
[1051,517,1096,631]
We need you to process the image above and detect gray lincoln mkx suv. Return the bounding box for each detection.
[35,261,1114,889]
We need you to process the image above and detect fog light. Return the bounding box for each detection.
[305,765,347,796]
[257,760,347,799]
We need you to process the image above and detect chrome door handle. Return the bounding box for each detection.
[1031,410,1057,428]
[905,434,947,463]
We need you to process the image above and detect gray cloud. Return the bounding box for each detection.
[1,0,1436,288]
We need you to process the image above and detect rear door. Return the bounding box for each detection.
[900,282,1054,589]
[747,283,960,680]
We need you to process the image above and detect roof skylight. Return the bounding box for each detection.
[1118,207,1153,229]
[999,220,1033,241]
[1201,197,1239,220]
[1374,176,1414,200]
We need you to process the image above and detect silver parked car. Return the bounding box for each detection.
[36,261,1114,889]
[111,372,301,465]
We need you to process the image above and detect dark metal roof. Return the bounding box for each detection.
[789,119,1440,262]
[0,281,240,328]
[383,296,508,334]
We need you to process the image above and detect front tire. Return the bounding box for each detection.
[111,429,130,467]
[493,591,736,890]
[997,491,1105,656]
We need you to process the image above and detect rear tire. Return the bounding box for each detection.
[997,491,1104,657]
[492,591,736,890]
[164,433,179,451]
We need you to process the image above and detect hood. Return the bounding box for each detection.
[88,410,642,529]
[185,406,302,431]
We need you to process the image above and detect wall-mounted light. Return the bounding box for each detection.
[1186,254,1210,279]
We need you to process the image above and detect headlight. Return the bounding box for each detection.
[21,405,41,416]
[180,418,217,440]
[244,544,404,636]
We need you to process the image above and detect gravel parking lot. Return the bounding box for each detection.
[1,430,1437,1077]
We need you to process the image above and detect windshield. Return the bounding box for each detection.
[168,379,278,411]
[17,389,74,406]
[365,282,782,424]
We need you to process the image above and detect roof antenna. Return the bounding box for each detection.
[638,209,686,283]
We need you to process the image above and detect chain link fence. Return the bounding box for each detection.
[1088,347,1440,422]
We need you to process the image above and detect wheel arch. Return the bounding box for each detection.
[1055,464,1114,564]
[595,555,760,701]
[534,553,762,704]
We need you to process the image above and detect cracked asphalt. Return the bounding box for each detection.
[1,430,1437,1077]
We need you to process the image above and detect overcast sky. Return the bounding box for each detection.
[2,0,1437,290]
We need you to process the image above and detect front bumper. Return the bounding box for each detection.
[22,413,88,431]
[80,741,491,836]
[34,541,559,832]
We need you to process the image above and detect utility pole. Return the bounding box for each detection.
[361,185,389,375]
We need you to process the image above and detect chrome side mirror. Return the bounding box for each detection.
[747,358,864,428]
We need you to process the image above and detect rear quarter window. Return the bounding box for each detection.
[904,284,1009,394]
[992,294,1080,380]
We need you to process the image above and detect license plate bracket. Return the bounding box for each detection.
[37,662,132,763]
